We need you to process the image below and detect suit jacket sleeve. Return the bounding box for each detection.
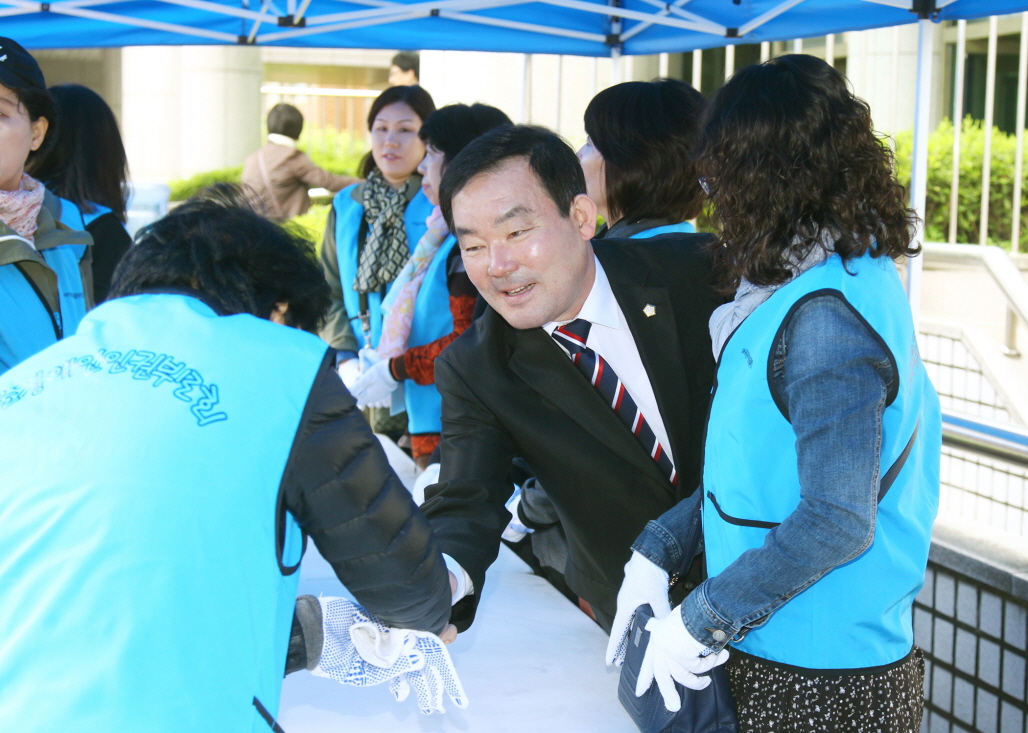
[281,354,452,634]
[420,351,519,631]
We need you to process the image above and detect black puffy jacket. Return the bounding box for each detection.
[282,354,451,635]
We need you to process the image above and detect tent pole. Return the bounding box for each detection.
[554,55,563,131]
[948,19,965,244]
[520,53,532,123]
[1014,13,1028,254]
[659,52,669,77]
[611,47,623,85]
[825,33,834,67]
[980,15,998,245]
[908,17,934,328]
[725,44,735,80]
[692,49,702,91]
[760,41,771,63]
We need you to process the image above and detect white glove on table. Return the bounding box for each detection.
[337,358,362,391]
[389,633,469,715]
[500,487,535,542]
[636,606,730,712]
[606,551,672,667]
[311,596,468,715]
[350,359,398,409]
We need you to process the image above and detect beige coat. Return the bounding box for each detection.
[241,142,359,220]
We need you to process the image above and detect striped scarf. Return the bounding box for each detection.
[354,169,414,294]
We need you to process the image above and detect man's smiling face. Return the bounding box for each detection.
[452,157,597,330]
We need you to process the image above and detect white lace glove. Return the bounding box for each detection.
[350,359,398,409]
[388,633,469,715]
[337,358,362,392]
[606,552,672,666]
[636,606,730,712]
[311,597,422,687]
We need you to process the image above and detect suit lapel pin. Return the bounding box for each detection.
[643,304,656,318]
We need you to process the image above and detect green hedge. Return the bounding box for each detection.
[894,117,1028,250]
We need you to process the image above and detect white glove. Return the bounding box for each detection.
[388,633,469,715]
[606,552,672,667]
[500,487,535,542]
[311,597,422,687]
[635,607,730,712]
[311,597,469,715]
[350,358,398,409]
[412,462,440,505]
[337,358,362,391]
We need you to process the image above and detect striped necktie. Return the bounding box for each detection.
[552,318,677,486]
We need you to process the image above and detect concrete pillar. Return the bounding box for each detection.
[121,46,263,184]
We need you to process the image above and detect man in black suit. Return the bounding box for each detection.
[421,126,719,633]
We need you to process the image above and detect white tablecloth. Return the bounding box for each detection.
[278,542,637,732]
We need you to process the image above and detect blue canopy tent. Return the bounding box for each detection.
[3,0,1026,315]
[0,0,973,53]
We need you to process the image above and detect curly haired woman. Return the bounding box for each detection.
[609,55,941,733]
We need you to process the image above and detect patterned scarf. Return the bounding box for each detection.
[354,169,414,294]
[0,174,45,243]
[378,206,451,359]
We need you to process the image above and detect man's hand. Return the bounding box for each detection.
[606,552,672,666]
[635,607,730,712]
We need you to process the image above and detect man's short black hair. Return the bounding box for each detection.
[267,103,304,140]
[418,103,512,167]
[109,184,330,333]
[391,51,419,78]
[439,125,586,231]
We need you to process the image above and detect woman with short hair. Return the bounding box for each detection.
[241,103,359,222]
[319,85,435,437]
[349,103,511,466]
[28,83,132,302]
[578,78,707,239]
[0,37,93,375]
[610,56,940,733]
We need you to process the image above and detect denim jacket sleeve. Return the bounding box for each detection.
[669,293,896,649]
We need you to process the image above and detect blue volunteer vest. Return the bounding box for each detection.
[0,252,61,375]
[702,252,940,670]
[403,234,458,434]
[58,197,113,228]
[629,221,695,238]
[0,293,327,732]
[333,184,433,349]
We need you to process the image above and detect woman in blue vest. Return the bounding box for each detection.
[319,85,435,436]
[0,191,453,730]
[349,103,511,468]
[0,36,93,376]
[608,56,941,732]
[28,83,133,303]
[577,78,706,240]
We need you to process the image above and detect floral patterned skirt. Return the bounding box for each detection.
[725,647,925,733]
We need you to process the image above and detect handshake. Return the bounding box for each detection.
[295,595,468,715]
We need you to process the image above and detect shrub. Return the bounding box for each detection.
[894,117,1028,250]
[286,204,332,256]
[168,167,242,202]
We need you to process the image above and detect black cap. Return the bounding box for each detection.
[0,37,46,92]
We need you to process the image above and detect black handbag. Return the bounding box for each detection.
[618,604,738,733]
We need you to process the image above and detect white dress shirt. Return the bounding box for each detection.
[445,256,674,606]
[543,255,674,466]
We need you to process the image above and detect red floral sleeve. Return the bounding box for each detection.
[389,294,477,385]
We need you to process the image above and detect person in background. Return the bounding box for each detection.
[0,192,455,730]
[241,103,360,222]
[615,56,939,731]
[0,36,93,376]
[319,84,435,439]
[578,78,706,240]
[349,103,511,469]
[27,83,132,303]
[388,51,419,87]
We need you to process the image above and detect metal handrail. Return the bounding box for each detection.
[923,243,1028,357]
[942,411,1028,468]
